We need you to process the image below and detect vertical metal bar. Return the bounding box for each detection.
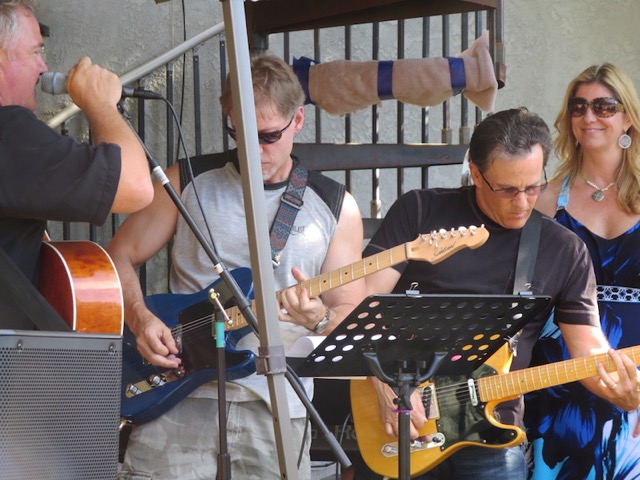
[476,11,485,126]
[344,25,352,191]
[421,17,431,189]
[313,29,321,142]
[165,62,175,167]
[164,62,175,292]
[421,17,430,144]
[441,15,452,145]
[283,31,290,64]
[459,13,472,146]
[193,45,203,156]
[396,19,405,197]
[59,122,71,240]
[488,1,505,89]
[136,94,147,296]
[371,22,381,221]
[220,35,229,151]
[220,3,298,478]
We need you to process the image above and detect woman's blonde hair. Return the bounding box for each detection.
[553,63,640,214]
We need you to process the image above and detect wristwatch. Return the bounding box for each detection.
[312,306,331,334]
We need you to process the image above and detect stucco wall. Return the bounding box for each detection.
[31,0,640,264]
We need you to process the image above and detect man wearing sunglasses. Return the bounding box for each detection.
[360,108,640,479]
[109,53,363,480]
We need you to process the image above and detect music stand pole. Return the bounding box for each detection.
[364,352,447,480]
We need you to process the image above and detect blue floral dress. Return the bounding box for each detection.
[525,178,640,479]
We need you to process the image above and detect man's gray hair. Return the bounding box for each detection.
[0,0,35,51]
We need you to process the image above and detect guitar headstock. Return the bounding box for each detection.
[406,225,489,264]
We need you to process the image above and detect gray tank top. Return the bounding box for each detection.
[169,153,344,415]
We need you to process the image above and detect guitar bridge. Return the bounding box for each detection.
[419,383,440,419]
[381,433,446,458]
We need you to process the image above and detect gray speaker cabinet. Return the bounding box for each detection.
[0,330,122,479]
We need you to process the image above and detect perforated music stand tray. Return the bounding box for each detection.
[292,293,550,480]
[294,293,551,379]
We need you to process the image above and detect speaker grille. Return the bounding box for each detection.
[0,330,122,480]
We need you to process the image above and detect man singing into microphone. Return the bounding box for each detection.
[0,0,153,327]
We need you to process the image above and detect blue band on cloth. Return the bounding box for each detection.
[446,57,466,95]
[292,56,316,105]
[377,60,394,100]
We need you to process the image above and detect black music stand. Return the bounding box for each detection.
[293,293,551,480]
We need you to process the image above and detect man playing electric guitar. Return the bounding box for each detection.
[360,108,640,479]
[108,54,364,480]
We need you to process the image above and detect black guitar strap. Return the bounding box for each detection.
[0,245,71,331]
[514,210,541,295]
[509,209,542,355]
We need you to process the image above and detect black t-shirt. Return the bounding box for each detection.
[363,186,599,426]
[0,106,121,326]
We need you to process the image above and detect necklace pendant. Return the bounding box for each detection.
[592,190,605,202]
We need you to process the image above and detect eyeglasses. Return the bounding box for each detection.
[568,97,625,118]
[224,116,294,145]
[479,169,548,198]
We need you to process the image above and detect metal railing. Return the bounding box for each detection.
[44,8,499,295]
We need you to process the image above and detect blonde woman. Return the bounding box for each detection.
[526,63,640,479]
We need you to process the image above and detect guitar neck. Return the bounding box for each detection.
[221,226,489,332]
[223,243,410,332]
[303,242,410,298]
[478,345,640,402]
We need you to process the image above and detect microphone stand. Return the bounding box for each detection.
[119,100,240,479]
[118,101,351,478]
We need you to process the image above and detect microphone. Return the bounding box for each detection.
[40,71,164,99]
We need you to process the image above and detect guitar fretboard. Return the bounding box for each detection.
[223,242,410,331]
[218,226,488,333]
[478,346,640,402]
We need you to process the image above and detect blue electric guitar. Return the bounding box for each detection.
[121,226,489,424]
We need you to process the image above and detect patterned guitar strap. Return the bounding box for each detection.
[508,209,542,356]
[269,162,308,268]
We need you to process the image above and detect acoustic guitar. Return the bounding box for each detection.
[38,240,124,335]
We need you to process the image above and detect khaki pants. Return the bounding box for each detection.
[119,396,311,480]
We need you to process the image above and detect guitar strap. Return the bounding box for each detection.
[0,245,71,331]
[509,209,542,355]
[177,152,309,269]
[269,162,308,268]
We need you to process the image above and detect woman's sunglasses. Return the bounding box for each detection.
[567,97,625,118]
[224,116,294,145]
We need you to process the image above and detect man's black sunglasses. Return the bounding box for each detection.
[224,116,294,145]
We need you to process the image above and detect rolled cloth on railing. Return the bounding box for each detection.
[293,31,497,115]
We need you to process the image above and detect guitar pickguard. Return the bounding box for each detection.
[352,360,522,478]
[432,364,519,449]
[120,268,257,424]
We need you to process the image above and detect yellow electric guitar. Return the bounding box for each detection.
[351,344,640,478]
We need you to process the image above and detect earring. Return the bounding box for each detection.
[619,133,632,149]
